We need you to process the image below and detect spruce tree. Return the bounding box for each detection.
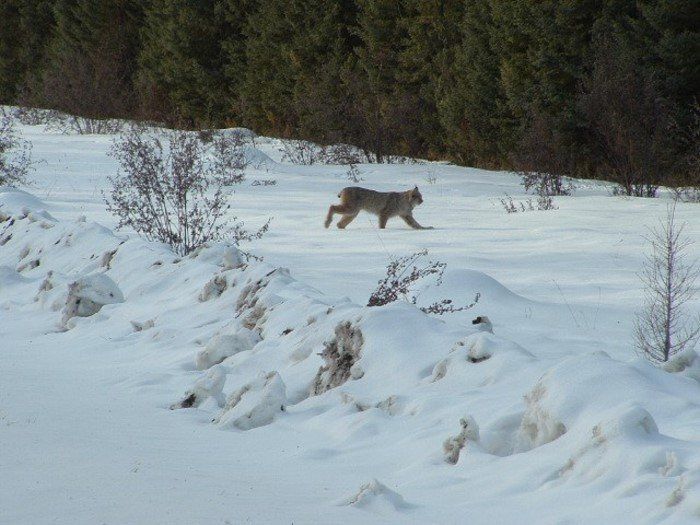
[241,0,357,140]
[0,0,55,104]
[37,0,144,119]
[347,0,408,160]
[399,0,465,157]
[0,2,22,103]
[438,0,503,165]
[137,0,243,127]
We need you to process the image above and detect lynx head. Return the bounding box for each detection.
[408,185,423,207]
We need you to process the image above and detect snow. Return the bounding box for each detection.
[1,119,700,524]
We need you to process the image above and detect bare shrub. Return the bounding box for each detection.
[536,194,558,211]
[323,143,363,165]
[368,250,480,315]
[500,194,519,214]
[345,163,363,183]
[0,114,32,186]
[514,109,574,197]
[45,112,123,135]
[279,139,324,165]
[106,126,268,256]
[208,130,248,185]
[499,193,557,213]
[6,105,54,126]
[578,37,674,198]
[635,204,700,364]
[671,103,700,203]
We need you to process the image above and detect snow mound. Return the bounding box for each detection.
[62,272,124,327]
[242,145,275,169]
[340,479,412,514]
[4,185,700,523]
[431,332,535,384]
[171,365,227,409]
[215,371,287,430]
[443,416,480,464]
[416,268,532,314]
[195,329,258,370]
[0,186,53,215]
[198,274,228,302]
[187,243,243,270]
[664,349,700,382]
[514,381,568,453]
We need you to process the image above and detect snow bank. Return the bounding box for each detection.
[195,329,259,370]
[62,272,124,327]
[214,371,287,430]
[171,365,227,409]
[340,479,412,514]
[3,184,700,523]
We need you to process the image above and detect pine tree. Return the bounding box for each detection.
[0,0,55,104]
[37,0,144,119]
[399,0,465,157]
[345,0,409,160]
[241,0,357,140]
[0,1,22,103]
[634,0,700,110]
[240,0,302,134]
[289,0,359,144]
[137,0,238,127]
[489,0,602,166]
[438,0,503,165]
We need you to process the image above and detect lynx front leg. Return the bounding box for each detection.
[401,214,433,230]
[325,204,346,228]
[337,212,359,229]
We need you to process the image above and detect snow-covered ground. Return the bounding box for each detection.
[2,122,700,524]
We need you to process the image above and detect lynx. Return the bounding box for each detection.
[325,186,432,230]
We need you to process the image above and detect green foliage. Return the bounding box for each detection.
[0,0,696,185]
[0,0,55,103]
[34,0,143,118]
[0,1,22,103]
[137,0,242,126]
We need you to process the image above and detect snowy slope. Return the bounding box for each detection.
[1,122,700,524]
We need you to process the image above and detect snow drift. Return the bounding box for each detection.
[2,185,700,524]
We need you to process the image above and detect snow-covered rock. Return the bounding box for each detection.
[61,272,124,327]
[215,371,287,430]
[340,479,411,513]
[171,365,227,409]
[195,329,258,370]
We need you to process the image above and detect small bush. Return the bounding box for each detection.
[45,113,123,135]
[499,193,557,213]
[368,250,480,315]
[279,139,324,165]
[323,143,364,165]
[345,163,363,183]
[106,126,268,256]
[0,114,32,186]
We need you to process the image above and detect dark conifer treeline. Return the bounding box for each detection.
[0,0,697,187]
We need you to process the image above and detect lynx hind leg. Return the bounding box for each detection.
[337,212,358,229]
